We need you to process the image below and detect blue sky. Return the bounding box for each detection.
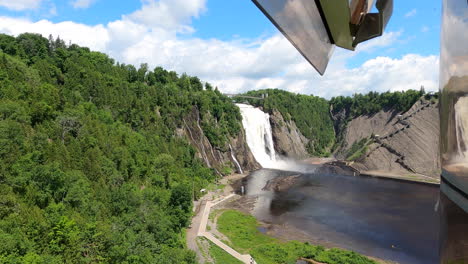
[0,0,441,98]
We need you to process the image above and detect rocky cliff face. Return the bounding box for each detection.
[181,107,260,174]
[269,110,310,159]
[335,98,441,178]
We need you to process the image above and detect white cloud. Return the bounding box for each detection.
[0,0,439,99]
[303,54,439,98]
[355,31,402,53]
[125,0,206,32]
[0,0,43,11]
[405,9,417,18]
[71,0,96,9]
[421,26,430,33]
[0,17,109,52]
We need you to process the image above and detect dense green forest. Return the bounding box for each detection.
[329,89,431,118]
[237,89,335,156]
[0,33,241,263]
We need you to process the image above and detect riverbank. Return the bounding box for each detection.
[186,172,251,263]
[221,196,398,264]
[358,169,440,185]
[189,170,399,264]
[189,164,439,264]
[302,157,336,165]
[304,158,441,185]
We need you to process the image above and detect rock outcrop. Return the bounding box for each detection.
[262,174,302,192]
[335,98,441,178]
[270,110,310,159]
[181,107,260,174]
[315,161,359,176]
[261,162,358,193]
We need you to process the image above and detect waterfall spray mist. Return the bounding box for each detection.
[236,103,312,172]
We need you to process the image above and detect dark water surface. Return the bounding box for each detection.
[245,168,439,264]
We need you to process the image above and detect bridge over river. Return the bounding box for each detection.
[223,93,268,100]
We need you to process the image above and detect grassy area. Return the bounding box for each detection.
[206,183,227,192]
[209,209,226,222]
[207,239,243,264]
[197,237,243,264]
[217,210,377,264]
[217,210,275,254]
[196,238,212,262]
[346,137,371,161]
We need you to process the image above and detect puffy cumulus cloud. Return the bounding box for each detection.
[355,31,402,53]
[125,0,206,32]
[0,1,439,99]
[71,0,97,9]
[304,54,439,98]
[0,17,109,52]
[106,29,304,88]
[0,0,43,11]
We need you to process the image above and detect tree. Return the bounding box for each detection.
[0,33,227,262]
[17,33,49,64]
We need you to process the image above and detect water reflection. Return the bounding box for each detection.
[439,0,468,216]
[245,169,439,264]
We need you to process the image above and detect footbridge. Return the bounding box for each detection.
[224,93,268,100]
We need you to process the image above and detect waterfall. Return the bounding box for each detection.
[236,103,277,168]
[454,96,468,161]
[229,144,243,174]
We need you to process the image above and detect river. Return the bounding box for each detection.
[243,168,439,264]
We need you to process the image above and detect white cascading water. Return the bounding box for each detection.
[229,144,243,174]
[454,96,468,162]
[236,103,277,168]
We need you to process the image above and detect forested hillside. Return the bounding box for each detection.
[329,89,432,119]
[0,33,240,263]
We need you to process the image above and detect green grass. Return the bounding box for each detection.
[217,210,275,254]
[346,138,371,161]
[217,210,377,264]
[206,183,226,192]
[209,209,225,222]
[207,239,243,264]
[347,146,369,161]
[196,238,211,261]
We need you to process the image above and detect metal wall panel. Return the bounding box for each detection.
[252,0,334,75]
[439,0,468,262]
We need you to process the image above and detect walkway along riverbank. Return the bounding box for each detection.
[196,194,256,264]
[186,173,257,264]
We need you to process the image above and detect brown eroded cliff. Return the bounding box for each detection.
[180,106,260,174]
[335,98,441,179]
[269,109,310,159]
